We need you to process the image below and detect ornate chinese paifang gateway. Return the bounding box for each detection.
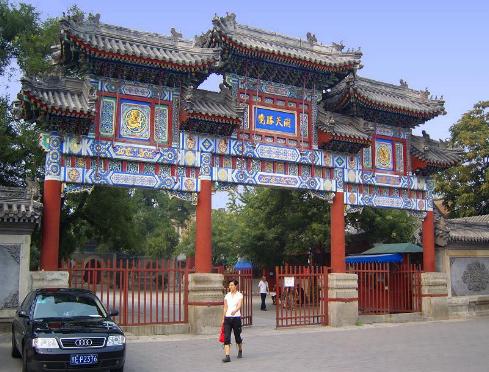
[18,13,461,273]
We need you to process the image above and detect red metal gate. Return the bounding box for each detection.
[61,258,189,326]
[222,269,253,326]
[275,266,329,327]
[347,261,422,315]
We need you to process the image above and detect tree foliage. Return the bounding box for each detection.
[1,3,190,261]
[60,187,191,260]
[436,101,489,217]
[347,207,417,245]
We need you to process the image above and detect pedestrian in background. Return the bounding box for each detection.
[222,279,243,362]
[258,275,269,311]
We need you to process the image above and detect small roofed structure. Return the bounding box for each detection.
[323,75,446,127]
[0,184,42,232]
[410,132,464,175]
[180,84,244,136]
[361,243,423,255]
[346,253,404,264]
[18,75,95,134]
[59,13,221,85]
[0,184,42,317]
[197,13,362,87]
[317,110,371,153]
[435,214,489,316]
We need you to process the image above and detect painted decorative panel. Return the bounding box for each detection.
[154,104,169,144]
[450,257,489,296]
[144,163,155,175]
[119,99,151,141]
[289,163,298,176]
[99,78,173,101]
[109,160,122,172]
[100,97,116,136]
[212,167,331,192]
[62,165,199,193]
[254,106,296,135]
[299,113,308,137]
[362,147,372,169]
[395,142,404,173]
[301,165,311,177]
[375,139,393,171]
[127,162,139,174]
[45,133,62,181]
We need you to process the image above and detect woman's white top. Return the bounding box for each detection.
[224,291,243,317]
[258,280,268,294]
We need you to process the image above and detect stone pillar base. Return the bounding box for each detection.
[421,272,448,320]
[30,271,69,290]
[188,273,224,334]
[328,273,358,327]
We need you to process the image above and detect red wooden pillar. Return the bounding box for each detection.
[422,211,435,272]
[195,179,212,273]
[331,191,345,273]
[41,179,62,271]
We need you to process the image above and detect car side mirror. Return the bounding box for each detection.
[109,309,119,317]
[17,310,29,318]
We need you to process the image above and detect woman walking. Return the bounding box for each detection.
[222,279,243,363]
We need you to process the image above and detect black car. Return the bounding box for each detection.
[11,288,125,372]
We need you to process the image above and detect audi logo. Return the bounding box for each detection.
[75,339,93,347]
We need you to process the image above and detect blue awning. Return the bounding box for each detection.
[345,253,404,264]
[234,260,252,270]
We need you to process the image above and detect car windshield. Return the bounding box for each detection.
[33,293,107,320]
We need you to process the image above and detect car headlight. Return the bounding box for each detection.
[32,338,59,349]
[106,335,125,346]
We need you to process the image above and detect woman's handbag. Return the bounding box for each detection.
[219,323,225,343]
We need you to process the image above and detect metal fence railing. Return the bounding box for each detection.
[61,258,189,326]
[347,261,422,315]
[275,266,329,327]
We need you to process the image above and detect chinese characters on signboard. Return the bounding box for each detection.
[254,107,297,135]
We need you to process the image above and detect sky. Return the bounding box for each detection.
[3,0,489,208]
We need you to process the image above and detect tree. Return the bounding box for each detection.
[231,188,331,268]
[436,101,489,217]
[347,207,417,246]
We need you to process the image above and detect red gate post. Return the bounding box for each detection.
[41,179,62,270]
[330,192,345,273]
[41,132,63,271]
[422,211,435,272]
[195,179,212,273]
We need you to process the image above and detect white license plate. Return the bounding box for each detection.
[70,354,98,365]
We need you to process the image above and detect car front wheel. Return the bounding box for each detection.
[22,343,31,372]
[11,330,21,358]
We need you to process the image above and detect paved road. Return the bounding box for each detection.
[2,316,489,372]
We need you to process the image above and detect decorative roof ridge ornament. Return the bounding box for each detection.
[332,41,345,52]
[213,12,237,29]
[400,79,408,88]
[170,27,183,42]
[306,32,318,45]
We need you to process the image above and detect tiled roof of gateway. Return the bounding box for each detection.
[183,85,241,122]
[324,75,446,122]
[447,215,489,243]
[0,186,42,225]
[199,13,361,71]
[20,75,95,117]
[60,15,220,69]
[317,110,371,142]
[410,132,462,167]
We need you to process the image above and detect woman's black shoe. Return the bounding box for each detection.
[237,350,243,358]
[222,355,231,363]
